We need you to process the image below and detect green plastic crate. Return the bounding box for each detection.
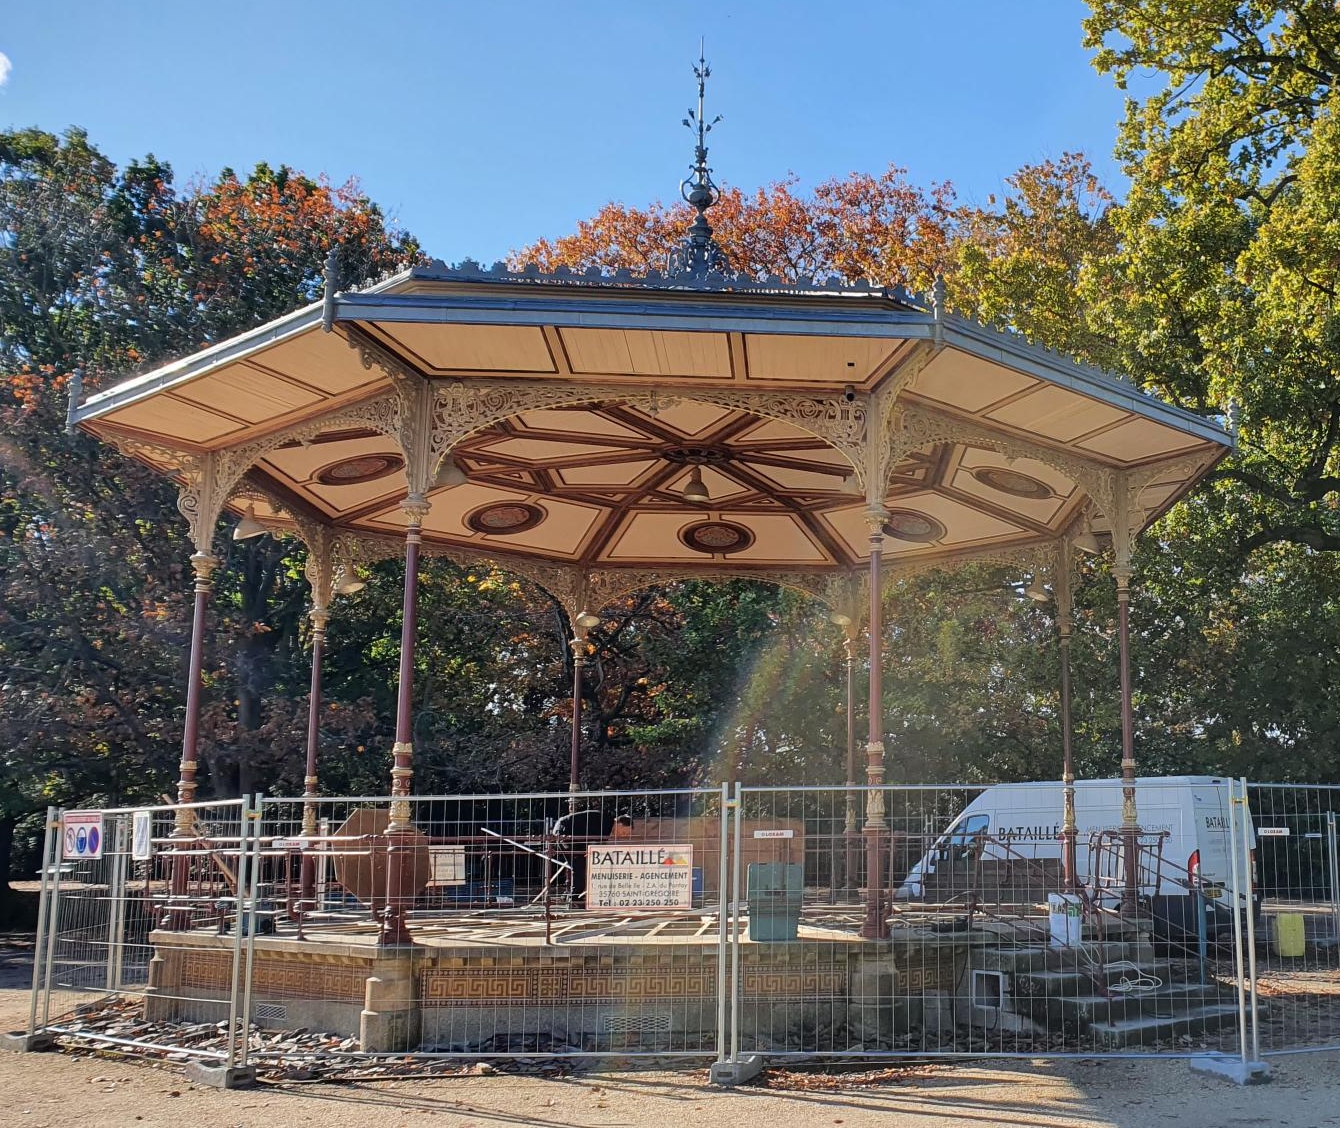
[747,862,804,942]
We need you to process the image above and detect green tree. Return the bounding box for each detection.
[1078,1,1340,775]
[0,128,419,903]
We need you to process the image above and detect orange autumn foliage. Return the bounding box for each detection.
[516,166,955,292]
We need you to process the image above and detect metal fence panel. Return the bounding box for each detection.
[1244,782,1340,1055]
[727,781,1249,1060]
[246,788,730,1061]
[29,799,249,1061]
[30,779,1340,1072]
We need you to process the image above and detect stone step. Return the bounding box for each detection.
[1012,961,1177,999]
[979,943,1158,975]
[1089,1004,1242,1049]
[1019,985,1239,1028]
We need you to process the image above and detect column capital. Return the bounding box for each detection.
[189,552,220,581]
[863,507,890,535]
[401,493,431,526]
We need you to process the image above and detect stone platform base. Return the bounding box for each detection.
[145,923,970,1055]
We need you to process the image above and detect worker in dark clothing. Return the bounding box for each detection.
[551,808,615,902]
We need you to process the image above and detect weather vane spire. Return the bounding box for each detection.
[666,41,734,283]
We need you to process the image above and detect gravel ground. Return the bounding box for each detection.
[4,938,1340,1128]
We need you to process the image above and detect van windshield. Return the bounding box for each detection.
[942,813,989,861]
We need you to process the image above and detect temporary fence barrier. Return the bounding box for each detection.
[243,787,732,1060]
[18,779,1339,1075]
[24,799,252,1068]
[729,781,1249,1060]
[1242,782,1340,1056]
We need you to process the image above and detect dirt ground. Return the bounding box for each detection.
[4,937,1340,1128]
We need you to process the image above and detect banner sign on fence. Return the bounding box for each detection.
[1258,826,1291,837]
[131,811,153,860]
[586,844,693,909]
[62,810,103,860]
[753,828,795,839]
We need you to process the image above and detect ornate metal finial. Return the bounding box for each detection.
[65,367,84,436]
[666,43,735,284]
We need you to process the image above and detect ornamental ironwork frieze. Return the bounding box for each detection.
[890,405,1120,519]
[426,379,869,474]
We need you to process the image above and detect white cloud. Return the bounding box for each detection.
[0,53,10,87]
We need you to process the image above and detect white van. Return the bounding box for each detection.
[895,776,1254,938]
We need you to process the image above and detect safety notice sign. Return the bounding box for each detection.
[132,811,153,861]
[586,844,693,910]
[63,810,104,860]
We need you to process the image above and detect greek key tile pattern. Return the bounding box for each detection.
[180,950,368,1002]
[420,963,847,1008]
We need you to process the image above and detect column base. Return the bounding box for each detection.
[360,964,420,1052]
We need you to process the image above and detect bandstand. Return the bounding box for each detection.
[60,63,1234,1059]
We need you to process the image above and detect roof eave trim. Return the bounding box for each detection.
[938,322,1233,449]
[333,291,936,339]
[72,303,329,424]
[71,268,416,426]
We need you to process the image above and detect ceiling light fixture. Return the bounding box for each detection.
[433,455,468,489]
[334,574,366,596]
[232,504,267,541]
[681,466,710,503]
[1024,579,1050,603]
[1073,531,1101,554]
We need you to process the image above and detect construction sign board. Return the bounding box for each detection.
[586,844,693,910]
[62,810,104,860]
[132,811,153,861]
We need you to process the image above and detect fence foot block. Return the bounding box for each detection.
[1189,1054,1272,1086]
[185,1061,257,1090]
[1,1031,57,1054]
[709,1055,764,1087]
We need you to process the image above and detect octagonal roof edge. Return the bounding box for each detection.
[70,255,1233,456]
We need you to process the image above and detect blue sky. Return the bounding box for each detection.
[1,2,1145,262]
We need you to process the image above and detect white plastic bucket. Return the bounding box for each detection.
[1048,893,1083,948]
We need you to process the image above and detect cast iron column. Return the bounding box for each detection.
[1056,563,1077,894]
[861,510,890,940]
[381,496,427,946]
[568,637,586,803]
[1115,563,1139,913]
[298,606,329,905]
[842,629,859,896]
[165,551,218,929]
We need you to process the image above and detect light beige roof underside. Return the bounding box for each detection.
[80,283,1227,573]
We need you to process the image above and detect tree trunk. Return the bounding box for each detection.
[0,814,17,910]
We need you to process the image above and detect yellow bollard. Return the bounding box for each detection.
[1273,913,1306,958]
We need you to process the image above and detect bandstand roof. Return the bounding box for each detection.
[72,259,1232,585]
